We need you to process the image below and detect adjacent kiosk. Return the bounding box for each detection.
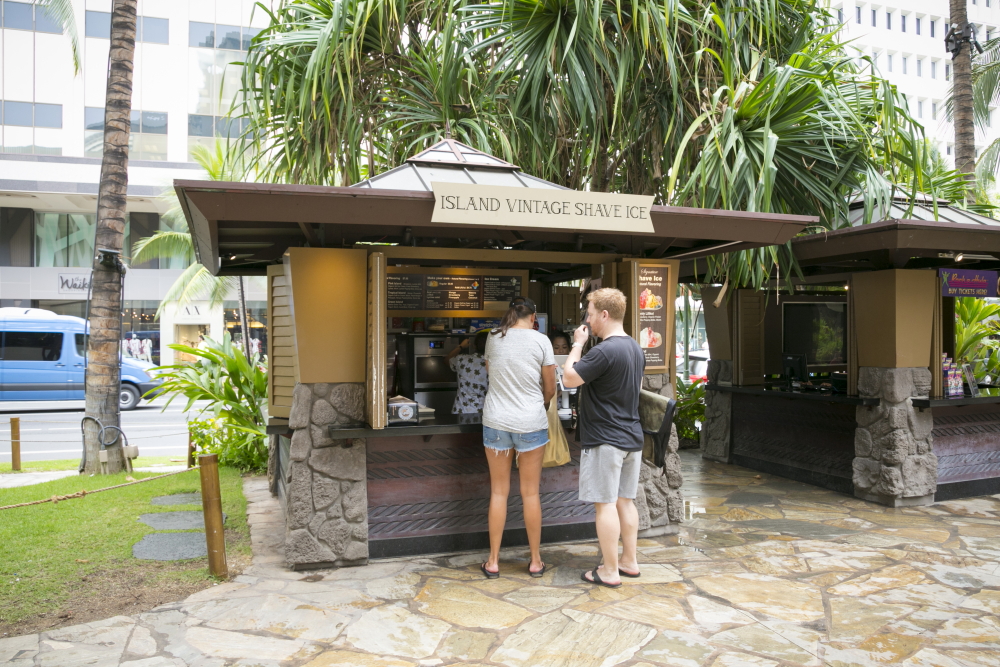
[175,141,812,568]
[699,197,1000,506]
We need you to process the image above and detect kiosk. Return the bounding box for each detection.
[699,198,1000,507]
[175,140,812,568]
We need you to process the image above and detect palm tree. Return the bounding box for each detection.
[950,0,977,192]
[39,0,81,73]
[234,0,939,290]
[84,0,137,474]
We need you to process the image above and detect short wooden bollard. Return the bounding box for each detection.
[186,434,196,469]
[10,417,20,472]
[198,454,228,578]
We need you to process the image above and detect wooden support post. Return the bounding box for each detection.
[186,433,196,469]
[10,417,20,472]
[198,454,228,578]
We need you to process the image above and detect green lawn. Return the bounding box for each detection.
[0,456,182,474]
[0,467,251,633]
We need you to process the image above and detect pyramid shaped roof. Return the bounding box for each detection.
[351,139,566,191]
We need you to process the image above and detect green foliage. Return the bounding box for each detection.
[232,0,942,291]
[674,377,706,442]
[955,297,1000,389]
[152,334,269,472]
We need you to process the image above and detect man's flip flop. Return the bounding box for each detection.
[581,567,621,588]
[619,568,641,578]
[529,563,547,578]
[481,563,499,579]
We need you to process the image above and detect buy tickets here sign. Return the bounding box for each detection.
[637,265,668,370]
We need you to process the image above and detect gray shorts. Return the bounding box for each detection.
[578,445,641,504]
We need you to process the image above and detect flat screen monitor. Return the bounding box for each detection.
[415,356,457,386]
[782,302,847,367]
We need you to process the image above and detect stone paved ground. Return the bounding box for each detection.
[3,450,1000,667]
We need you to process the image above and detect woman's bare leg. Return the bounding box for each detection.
[484,448,513,573]
[517,446,546,573]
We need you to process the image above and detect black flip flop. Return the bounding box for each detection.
[481,562,499,579]
[581,567,621,588]
[529,563,547,578]
[618,568,641,578]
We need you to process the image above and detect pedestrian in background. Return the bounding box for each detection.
[480,297,556,579]
[561,288,645,588]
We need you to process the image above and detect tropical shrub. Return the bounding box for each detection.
[955,297,1000,393]
[152,334,268,472]
[674,377,706,446]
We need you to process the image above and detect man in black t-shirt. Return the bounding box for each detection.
[563,288,645,589]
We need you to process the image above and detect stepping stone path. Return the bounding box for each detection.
[132,493,226,561]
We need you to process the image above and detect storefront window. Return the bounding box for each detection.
[223,300,267,358]
[121,300,160,364]
[34,213,95,267]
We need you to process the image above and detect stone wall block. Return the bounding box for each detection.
[310,424,335,448]
[883,368,916,404]
[856,404,885,429]
[852,457,879,490]
[343,483,368,523]
[887,407,909,430]
[313,474,341,511]
[878,429,912,466]
[915,437,931,455]
[285,528,336,565]
[667,424,680,453]
[634,474,651,531]
[854,429,873,458]
[902,453,938,497]
[857,367,883,397]
[342,540,368,562]
[665,488,684,523]
[643,374,664,390]
[664,452,683,489]
[329,384,365,422]
[308,513,325,536]
[311,399,338,427]
[290,428,312,462]
[908,408,933,441]
[875,465,905,497]
[312,383,330,398]
[327,502,343,520]
[288,383,314,429]
[309,442,366,481]
[912,368,932,397]
[317,520,352,556]
[288,462,313,529]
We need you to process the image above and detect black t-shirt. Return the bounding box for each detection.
[574,335,645,451]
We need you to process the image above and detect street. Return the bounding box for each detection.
[0,397,212,462]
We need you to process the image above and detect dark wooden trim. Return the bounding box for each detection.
[706,384,880,406]
[369,522,598,559]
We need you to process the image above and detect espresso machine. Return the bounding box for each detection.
[553,354,577,427]
[395,333,471,414]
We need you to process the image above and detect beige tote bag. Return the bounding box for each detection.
[543,399,571,468]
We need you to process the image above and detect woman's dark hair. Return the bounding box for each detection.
[473,329,490,354]
[550,331,571,347]
[492,297,537,338]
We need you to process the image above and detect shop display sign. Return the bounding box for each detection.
[431,182,655,234]
[636,264,669,369]
[940,268,999,297]
[387,272,522,312]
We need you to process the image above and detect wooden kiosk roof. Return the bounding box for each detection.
[174,141,814,276]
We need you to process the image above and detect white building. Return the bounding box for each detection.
[827,1,1000,167]
[0,1,269,364]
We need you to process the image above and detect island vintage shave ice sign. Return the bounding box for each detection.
[940,268,999,297]
[431,182,656,233]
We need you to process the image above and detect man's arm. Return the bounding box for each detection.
[542,364,556,409]
[562,325,590,388]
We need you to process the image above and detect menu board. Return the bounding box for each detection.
[386,274,424,310]
[483,275,522,308]
[636,265,669,369]
[424,275,482,310]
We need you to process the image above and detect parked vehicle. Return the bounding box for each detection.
[0,308,161,410]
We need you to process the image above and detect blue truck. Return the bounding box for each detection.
[0,308,161,410]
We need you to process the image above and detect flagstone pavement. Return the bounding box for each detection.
[4,450,1000,667]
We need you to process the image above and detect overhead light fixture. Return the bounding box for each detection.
[955,252,965,262]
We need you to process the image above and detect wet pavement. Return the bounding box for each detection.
[3,450,1000,666]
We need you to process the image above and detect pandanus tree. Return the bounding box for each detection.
[234,0,942,289]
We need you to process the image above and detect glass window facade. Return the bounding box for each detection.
[3,101,32,126]
[84,107,168,160]
[189,21,215,48]
[3,1,33,30]
[139,16,169,44]
[0,207,32,267]
[223,300,268,357]
[2,101,62,128]
[85,10,111,38]
[34,3,61,33]
[122,301,161,364]
[34,213,96,268]
[33,103,62,128]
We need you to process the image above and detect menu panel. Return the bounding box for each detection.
[636,265,669,369]
[424,275,483,310]
[483,275,522,307]
[386,274,424,310]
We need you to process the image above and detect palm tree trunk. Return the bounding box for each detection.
[83,0,137,474]
[951,0,977,195]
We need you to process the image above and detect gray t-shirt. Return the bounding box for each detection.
[482,328,555,433]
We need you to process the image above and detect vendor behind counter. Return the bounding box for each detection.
[446,330,490,414]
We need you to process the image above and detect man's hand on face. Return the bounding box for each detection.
[573,325,589,346]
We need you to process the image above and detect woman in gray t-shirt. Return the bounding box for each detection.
[479,297,556,579]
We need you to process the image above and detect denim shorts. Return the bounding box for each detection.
[483,425,549,453]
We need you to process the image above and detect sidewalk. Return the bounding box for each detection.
[3,450,999,666]
[0,466,187,490]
